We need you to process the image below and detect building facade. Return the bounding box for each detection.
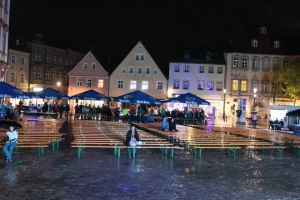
[0,0,10,81]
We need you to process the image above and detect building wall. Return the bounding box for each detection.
[7,49,30,91]
[0,0,10,81]
[109,42,167,99]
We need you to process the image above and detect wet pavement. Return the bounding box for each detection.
[0,118,300,200]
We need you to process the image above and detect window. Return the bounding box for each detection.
[91,63,96,70]
[252,57,259,68]
[20,57,25,65]
[145,68,150,74]
[274,40,280,49]
[11,72,15,82]
[53,56,56,64]
[252,80,258,90]
[153,70,157,74]
[76,78,82,87]
[207,81,214,90]
[198,80,205,90]
[232,80,238,90]
[174,65,180,72]
[252,39,258,48]
[216,82,223,90]
[122,69,126,73]
[260,26,266,35]
[273,58,279,70]
[37,70,41,80]
[33,69,37,79]
[135,54,139,60]
[263,58,269,69]
[242,57,248,68]
[184,65,189,72]
[157,82,163,90]
[70,59,73,66]
[46,55,50,64]
[51,72,56,81]
[64,75,67,82]
[183,80,189,89]
[83,63,88,69]
[241,80,247,91]
[58,72,62,81]
[272,83,278,91]
[117,80,123,89]
[129,66,134,73]
[130,80,137,89]
[98,80,104,88]
[233,56,239,67]
[262,81,268,92]
[140,55,144,60]
[65,58,68,66]
[142,81,148,90]
[86,79,92,87]
[59,57,62,65]
[199,66,204,73]
[283,59,288,66]
[35,52,41,62]
[11,55,16,64]
[173,80,180,89]
[38,53,41,62]
[20,74,24,83]
[206,55,211,60]
[208,66,214,73]
[137,67,142,74]
[217,66,222,73]
[45,71,49,81]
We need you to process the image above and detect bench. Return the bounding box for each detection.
[193,146,242,158]
[71,144,127,158]
[246,146,287,157]
[0,144,49,158]
[127,146,180,159]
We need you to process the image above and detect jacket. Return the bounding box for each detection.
[125,130,140,145]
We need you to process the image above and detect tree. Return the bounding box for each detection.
[273,60,300,105]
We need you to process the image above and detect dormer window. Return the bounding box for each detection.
[274,40,280,49]
[184,51,190,59]
[251,39,258,48]
[260,26,266,35]
[206,55,211,60]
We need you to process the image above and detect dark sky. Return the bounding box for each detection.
[9,0,300,59]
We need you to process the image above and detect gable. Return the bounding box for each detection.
[68,51,109,77]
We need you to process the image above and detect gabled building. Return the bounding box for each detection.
[109,41,168,101]
[68,51,109,97]
[224,24,300,119]
[168,43,226,114]
[0,0,10,81]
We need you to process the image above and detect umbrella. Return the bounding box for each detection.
[0,120,22,129]
[70,89,109,101]
[168,92,210,105]
[0,81,30,99]
[30,88,70,100]
[114,90,162,105]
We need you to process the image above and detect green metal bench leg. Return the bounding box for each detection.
[132,148,136,159]
[51,142,55,152]
[198,148,203,158]
[277,148,283,157]
[78,147,84,158]
[170,148,174,159]
[164,148,168,156]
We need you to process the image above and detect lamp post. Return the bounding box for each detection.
[223,89,226,122]
[57,82,61,91]
[253,88,257,111]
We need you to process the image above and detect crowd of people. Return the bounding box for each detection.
[74,103,112,120]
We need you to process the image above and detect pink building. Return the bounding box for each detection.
[68,51,109,97]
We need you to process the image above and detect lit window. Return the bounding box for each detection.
[241,80,247,91]
[252,57,259,68]
[21,57,25,65]
[76,78,82,86]
[252,80,258,90]
[216,82,223,90]
[142,81,148,90]
[198,80,204,90]
[208,66,214,73]
[130,80,137,89]
[274,40,280,49]
[252,39,258,48]
[91,63,96,69]
[157,82,163,90]
[183,80,189,89]
[232,80,238,90]
[98,79,104,88]
[199,66,204,73]
[11,72,15,82]
[174,65,180,72]
[242,57,248,68]
[83,63,88,69]
[173,80,180,89]
[117,81,123,88]
[260,26,267,35]
[86,79,92,87]
[207,81,214,90]
[11,55,16,64]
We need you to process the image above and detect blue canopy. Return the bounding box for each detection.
[70,89,109,101]
[114,90,162,105]
[0,81,30,99]
[168,92,210,105]
[30,88,70,100]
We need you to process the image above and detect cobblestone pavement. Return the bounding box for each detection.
[0,119,300,200]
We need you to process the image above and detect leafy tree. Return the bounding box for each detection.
[273,60,300,105]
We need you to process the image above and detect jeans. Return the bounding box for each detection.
[3,142,17,159]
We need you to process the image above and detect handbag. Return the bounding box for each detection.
[2,135,9,142]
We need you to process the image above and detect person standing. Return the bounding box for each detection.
[252,113,258,128]
[3,125,18,162]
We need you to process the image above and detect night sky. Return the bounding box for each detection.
[9,0,300,59]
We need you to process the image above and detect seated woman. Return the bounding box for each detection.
[125,124,143,146]
[169,118,178,132]
[161,118,169,131]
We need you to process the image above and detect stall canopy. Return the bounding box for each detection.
[286,109,300,116]
[114,90,162,105]
[0,81,30,99]
[168,92,210,105]
[70,89,109,101]
[30,88,70,100]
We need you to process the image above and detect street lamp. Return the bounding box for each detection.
[253,88,257,111]
[223,89,226,122]
[57,82,61,91]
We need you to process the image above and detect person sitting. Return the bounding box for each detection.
[125,124,143,146]
[169,118,178,132]
[161,118,169,131]
[3,125,18,162]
